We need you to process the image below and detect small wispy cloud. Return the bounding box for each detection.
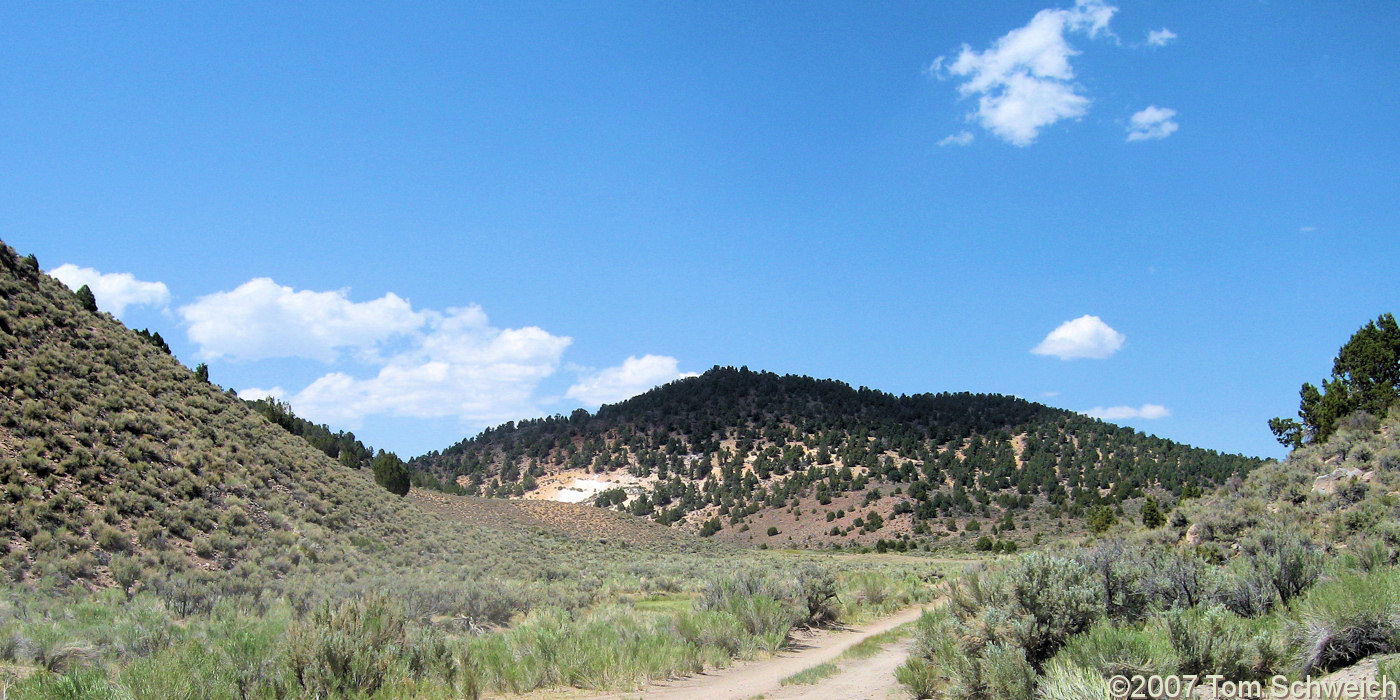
[1146,28,1177,47]
[1126,105,1178,141]
[49,264,171,318]
[1300,226,1316,233]
[938,131,975,147]
[1085,404,1171,420]
[1032,315,1126,360]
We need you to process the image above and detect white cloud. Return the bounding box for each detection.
[283,306,572,427]
[1085,404,1171,420]
[238,386,286,402]
[1146,28,1177,47]
[939,0,1117,146]
[49,264,170,317]
[566,355,697,406]
[1031,315,1126,360]
[179,278,427,362]
[1126,105,1178,141]
[187,277,697,431]
[938,131,975,147]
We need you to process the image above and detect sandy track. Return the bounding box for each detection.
[574,605,931,700]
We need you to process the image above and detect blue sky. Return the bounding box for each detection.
[5,1,1397,459]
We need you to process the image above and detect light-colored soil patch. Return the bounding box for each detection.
[520,469,659,504]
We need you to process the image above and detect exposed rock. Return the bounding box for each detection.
[1313,466,1367,494]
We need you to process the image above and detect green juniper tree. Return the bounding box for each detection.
[75,284,98,312]
[136,328,172,354]
[372,451,411,496]
[1141,497,1165,529]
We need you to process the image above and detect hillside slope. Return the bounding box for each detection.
[1173,408,1400,553]
[0,241,716,612]
[411,367,1264,548]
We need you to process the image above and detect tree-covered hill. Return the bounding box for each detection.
[410,366,1264,548]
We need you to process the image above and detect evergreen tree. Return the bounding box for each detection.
[372,452,411,496]
[152,331,168,352]
[339,450,361,469]
[1086,505,1117,534]
[1141,498,1165,529]
[1272,313,1400,447]
[75,284,98,313]
[195,363,210,383]
[137,329,172,354]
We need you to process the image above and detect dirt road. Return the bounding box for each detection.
[578,605,931,700]
[758,634,918,700]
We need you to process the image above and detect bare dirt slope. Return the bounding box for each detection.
[570,605,930,700]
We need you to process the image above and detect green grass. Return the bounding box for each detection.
[1292,567,1400,675]
[780,662,839,686]
[631,592,697,615]
[1377,655,1400,688]
[839,621,916,661]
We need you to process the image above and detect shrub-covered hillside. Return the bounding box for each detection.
[411,367,1264,547]
[1176,409,1400,555]
[0,240,721,606]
